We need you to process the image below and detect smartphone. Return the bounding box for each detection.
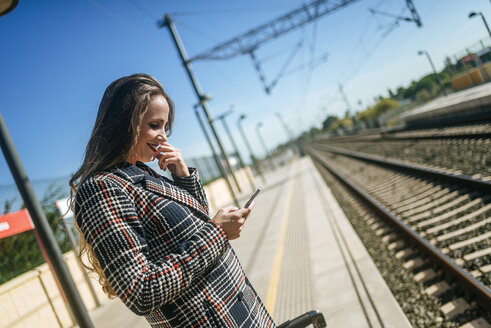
[244,186,262,208]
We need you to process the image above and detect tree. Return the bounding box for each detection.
[0,183,70,284]
[322,115,338,130]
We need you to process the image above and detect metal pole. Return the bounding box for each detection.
[0,113,94,328]
[193,105,240,207]
[211,112,242,193]
[61,218,101,308]
[256,123,275,171]
[216,110,256,191]
[237,116,266,184]
[424,51,447,96]
[419,50,446,96]
[275,112,302,156]
[161,15,242,201]
[480,13,491,37]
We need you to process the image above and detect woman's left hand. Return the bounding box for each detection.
[156,143,190,177]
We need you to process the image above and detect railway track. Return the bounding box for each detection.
[306,142,491,327]
[315,122,491,179]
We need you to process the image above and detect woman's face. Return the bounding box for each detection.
[127,95,170,164]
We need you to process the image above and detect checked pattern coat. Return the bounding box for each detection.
[75,161,276,328]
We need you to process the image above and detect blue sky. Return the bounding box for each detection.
[0,0,490,202]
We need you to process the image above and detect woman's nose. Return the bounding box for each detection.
[158,132,167,143]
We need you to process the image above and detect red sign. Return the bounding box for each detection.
[0,209,34,239]
[461,54,474,64]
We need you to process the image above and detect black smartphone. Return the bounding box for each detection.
[244,186,262,208]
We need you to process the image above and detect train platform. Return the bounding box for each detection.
[400,81,491,125]
[84,156,411,328]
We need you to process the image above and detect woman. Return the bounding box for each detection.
[70,73,276,327]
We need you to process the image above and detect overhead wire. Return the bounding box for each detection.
[127,0,160,21]
[173,19,222,44]
[295,20,319,133]
[170,19,260,105]
[169,2,301,17]
[88,0,143,33]
[319,0,404,117]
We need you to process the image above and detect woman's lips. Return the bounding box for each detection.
[148,143,159,152]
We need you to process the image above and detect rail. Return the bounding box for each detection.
[310,144,491,192]
[307,146,491,313]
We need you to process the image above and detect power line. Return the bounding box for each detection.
[169,2,302,17]
[88,0,140,33]
[127,0,159,21]
[173,19,222,44]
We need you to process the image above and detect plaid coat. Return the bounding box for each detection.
[75,161,276,328]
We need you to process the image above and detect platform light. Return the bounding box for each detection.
[0,0,18,17]
[468,11,491,37]
[417,49,447,96]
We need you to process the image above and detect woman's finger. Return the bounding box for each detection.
[157,152,177,164]
[222,206,239,212]
[157,145,176,153]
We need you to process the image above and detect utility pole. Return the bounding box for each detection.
[338,84,352,115]
[275,112,302,156]
[214,106,256,191]
[418,50,447,96]
[237,114,266,184]
[0,114,94,328]
[210,108,242,193]
[160,15,242,202]
[256,122,275,171]
[193,104,240,207]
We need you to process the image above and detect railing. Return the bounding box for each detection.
[0,251,104,328]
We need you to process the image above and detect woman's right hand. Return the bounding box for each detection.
[212,206,252,240]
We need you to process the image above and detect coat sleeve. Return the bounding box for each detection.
[75,177,227,315]
[172,167,209,214]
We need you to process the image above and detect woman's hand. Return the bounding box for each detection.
[212,206,252,240]
[156,142,190,177]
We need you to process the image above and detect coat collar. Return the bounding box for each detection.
[110,161,209,220]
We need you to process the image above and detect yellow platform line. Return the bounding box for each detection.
[264,162,296,316]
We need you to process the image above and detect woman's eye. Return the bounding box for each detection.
[149,123,159,129]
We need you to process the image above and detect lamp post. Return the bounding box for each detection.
[255,122,275,171]
[214,106,255,191]
[193,103,240,208]
[210,108,242,193]
[237,114,266,184]
[0,0,18,17]
[275,112,302,156]
[469,11,491,37]
[418,50,447,96]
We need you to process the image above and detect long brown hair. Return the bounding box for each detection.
[69,73,174,297]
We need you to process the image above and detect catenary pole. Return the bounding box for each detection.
[0,113,94,328]
[193,104,240,207]
[256,123,275,171]
[216,110,256,192]
[237,115,266,184]
[275,112,302,156]
[161,15,242,203]
[418,50,447,96]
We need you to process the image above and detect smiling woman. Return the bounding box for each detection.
[69,73,275,328]
[126,94,171,164]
